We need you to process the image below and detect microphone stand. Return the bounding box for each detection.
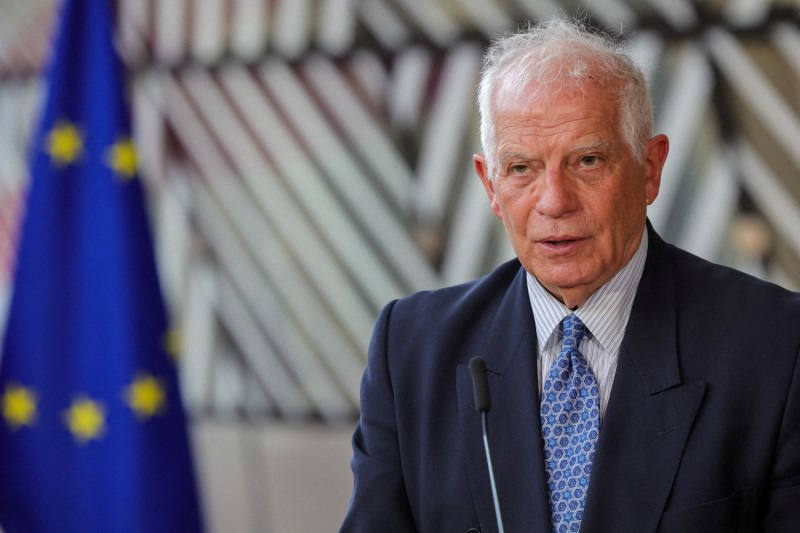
[469,356,505,533]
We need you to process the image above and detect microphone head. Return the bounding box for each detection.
[469,356,491,413]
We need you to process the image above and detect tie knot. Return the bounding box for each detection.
[561,314,588,347]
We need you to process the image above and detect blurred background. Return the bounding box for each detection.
[0,0,797,530]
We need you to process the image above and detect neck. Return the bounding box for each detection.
[546,287,590,310]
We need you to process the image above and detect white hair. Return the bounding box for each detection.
[477,18,653,177]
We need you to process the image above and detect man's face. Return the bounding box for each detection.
[474,82,668,308]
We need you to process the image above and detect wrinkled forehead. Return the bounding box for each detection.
[493,74,622,122]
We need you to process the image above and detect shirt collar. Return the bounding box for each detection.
[527,229,649,355]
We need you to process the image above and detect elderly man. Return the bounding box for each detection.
[340,19,800,532]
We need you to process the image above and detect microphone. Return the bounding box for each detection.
[469,357,505,533]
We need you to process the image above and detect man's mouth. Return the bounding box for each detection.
[537,237,588,252]
[541,236,583,245]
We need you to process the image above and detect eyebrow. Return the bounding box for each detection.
[569,140,612,155]
[496,140,614,170]
[497,151,532,167]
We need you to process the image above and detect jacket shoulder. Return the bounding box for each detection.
[390,258,523,325]
[370,258,526,376]
[666,242,800,311]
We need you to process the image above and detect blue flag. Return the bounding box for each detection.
[0,0,204,531]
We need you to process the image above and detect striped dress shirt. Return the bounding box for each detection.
[527,230,648,420]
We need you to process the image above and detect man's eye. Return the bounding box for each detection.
[580,155,600,167]
[509,164,528,174]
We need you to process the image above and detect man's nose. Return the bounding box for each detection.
[535,167,575,218]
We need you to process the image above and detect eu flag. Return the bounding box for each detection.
[0,0,204,531]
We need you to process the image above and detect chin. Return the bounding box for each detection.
[531,262,595,284]
[532,267,601,294]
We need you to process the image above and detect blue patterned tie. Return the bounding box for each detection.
[540,314,600,533]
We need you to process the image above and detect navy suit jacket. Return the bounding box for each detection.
[341,227,800,532]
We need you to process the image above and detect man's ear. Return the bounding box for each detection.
[644,134,669,205]
[474,154,503,220]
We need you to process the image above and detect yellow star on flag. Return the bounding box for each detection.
[45,121,84,166]
[105,138,138,180]
[2,384,37,430]
[64,397,106,444]
[125,375,166,419]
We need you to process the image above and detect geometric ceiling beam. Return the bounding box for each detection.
[230,0,268,60]
[453,0,513,36]
[388,46,433,133]
[15,82,40,144]
[174,68,378,345]
[242,62,411,305]
[736,139,800,261]
[145,155,215,413]
[191,0,226,63]
[174,239,220,413]
[151,163,223,413]
[301,55,417,211]
[194,148,360,413]
[512,0,564,21]
[319,0,357,55]
[393,0,459,47]
[348,51,390,111]
[195,182,356,420]
[677,148,739,261]
[212,255,315,419]
[645,0,697,30]
[166,99,364,413]
[723,0,772,27]
[154,0,187,64]
[415,43,482,224]
[0,3,41,73]
[118,0,148,64]
[152,83,319,417]
[648,45,713,231]
[707,27,800,171]
[0,127,24,316]
[133,75,178,305]
[266,58,440,292]
[582,0,636,28]
[157,71,376,365]
[272,0,312,58]
[439,147,500,285]
[151,178,193,352]
[198,170,365,409]
[132,73,166,184]
[356,0,411,50]
[0,85,30,188]
[630,30,666,89]
[215,63,409,311]
[155,73,363,418]
[183,177,313,417]
[771,22,800,77]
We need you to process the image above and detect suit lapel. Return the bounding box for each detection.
[457,227,707,532]
[581,228,707,532]
[457,267,552,533]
